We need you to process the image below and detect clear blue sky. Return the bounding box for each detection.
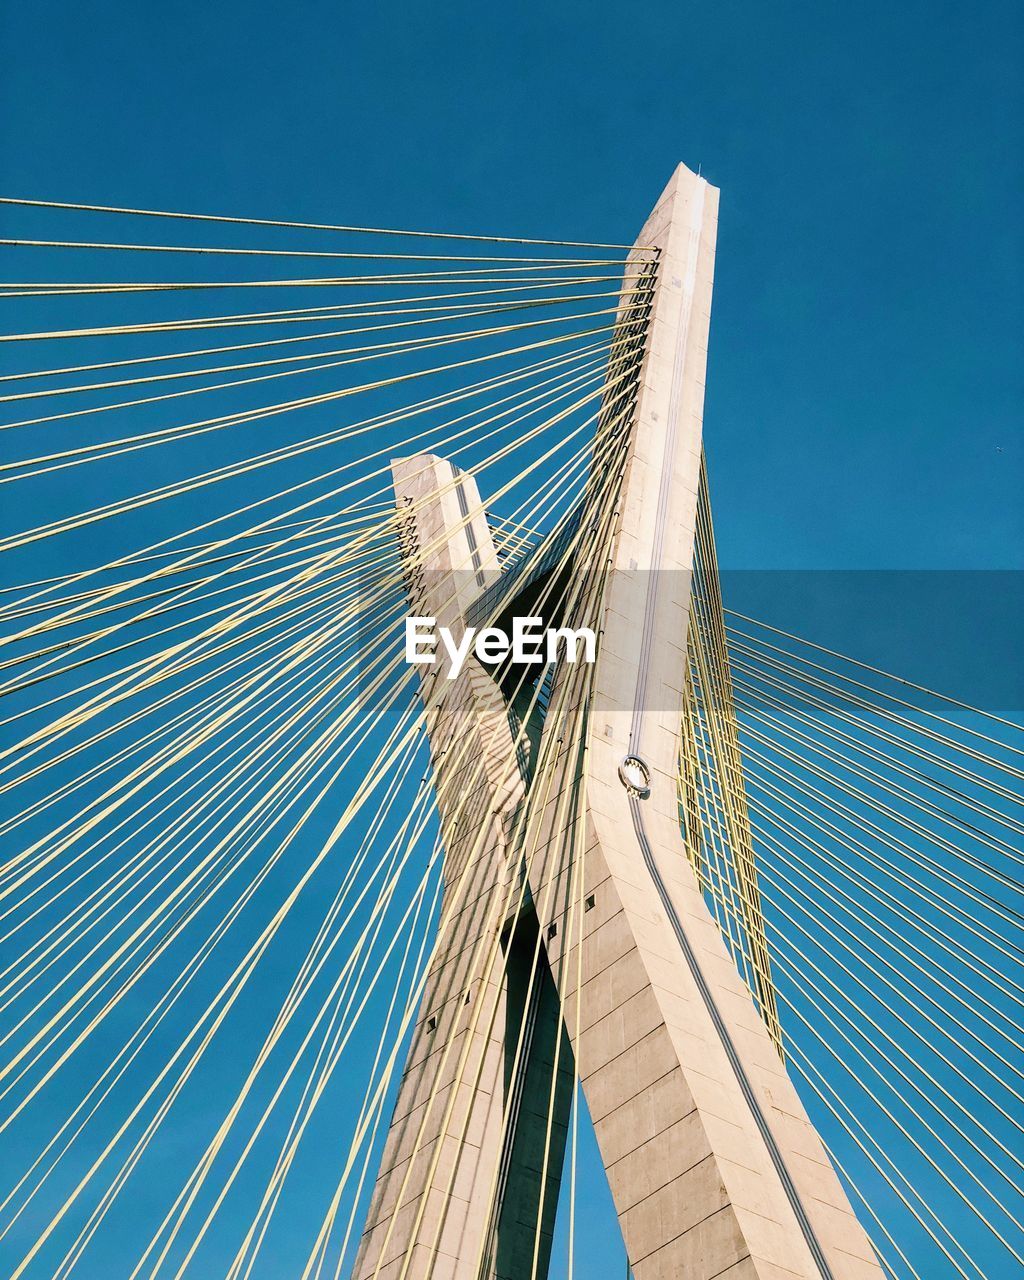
[0,3,1020,1277]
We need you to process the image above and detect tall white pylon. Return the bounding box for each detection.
[353,164,885,1280]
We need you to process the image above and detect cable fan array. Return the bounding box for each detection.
[0,197,653,1280]
[0,194,1020,1280]
[682,484,1024,1280]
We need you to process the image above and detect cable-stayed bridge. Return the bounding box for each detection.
[0,166,1020,1280]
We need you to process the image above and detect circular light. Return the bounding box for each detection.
[618,754,651,799]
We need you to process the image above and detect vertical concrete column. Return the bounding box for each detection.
[529,165,885,1280]
[353,455,524,1280]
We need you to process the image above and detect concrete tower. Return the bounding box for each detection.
[353,165,884,1280]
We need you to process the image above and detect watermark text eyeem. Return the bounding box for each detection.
[404,616,596,680]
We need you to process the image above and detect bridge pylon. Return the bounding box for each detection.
[353,164,884,1280]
